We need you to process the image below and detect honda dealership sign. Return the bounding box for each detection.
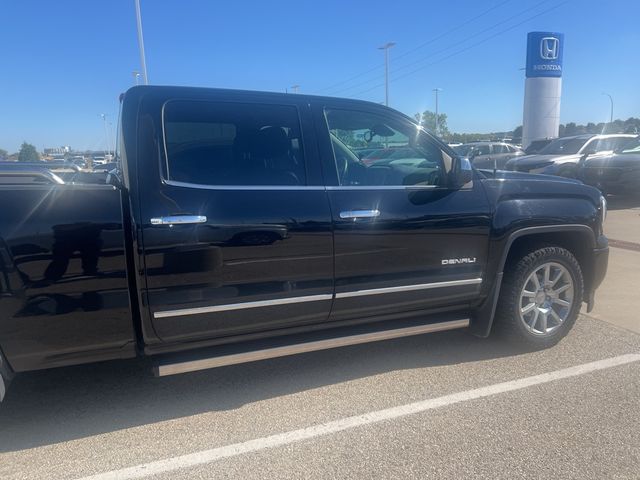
[526,32,564,77]
[522,32,564,148]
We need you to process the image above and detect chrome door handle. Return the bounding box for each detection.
[339,209,380,219]
[150,215,207,225]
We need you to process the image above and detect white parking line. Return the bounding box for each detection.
[78,353,640,480]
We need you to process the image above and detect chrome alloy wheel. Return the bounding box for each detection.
[518,262,575,336]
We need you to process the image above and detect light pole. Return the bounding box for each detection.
[134,0,149,84]
[100,114,111,156]
[378,42,395,106]
[291,84,300,94]
[602,92,613,124]
[433,88,442,136]
[132,71,141,85]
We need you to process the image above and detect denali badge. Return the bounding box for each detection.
[442,257,477,265]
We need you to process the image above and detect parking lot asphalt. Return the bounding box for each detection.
[580,196,640,334]
[604,196,640,244]
[0,314,638,480]
[1,199,639,480]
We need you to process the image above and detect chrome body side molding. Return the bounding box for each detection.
[335,278,482,299]
[153,278,481,319]
[153,294,333,319]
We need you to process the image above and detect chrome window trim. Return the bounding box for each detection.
[335,278,482,299]
[325,185,439,191]
[152,278,482,318]
[164,180,442,191]
[153,293,333,319]
[164,179,326,191]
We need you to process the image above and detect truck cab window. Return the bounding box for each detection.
[325,108,445,187]
[163,101,306,186]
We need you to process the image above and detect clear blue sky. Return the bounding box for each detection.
[1,0,638,152]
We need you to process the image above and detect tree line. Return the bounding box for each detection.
[415,111,640,143]
[0,142,40,162]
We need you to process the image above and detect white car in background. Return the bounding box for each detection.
[505,134,636,177]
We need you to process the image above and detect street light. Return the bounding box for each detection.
[433,88,442,136]
[132,71,141,85]
[134,0,149,84]
[602,92,613,124]
[378,42,396,107]
[290,85,300,94]
[100,114,111,156]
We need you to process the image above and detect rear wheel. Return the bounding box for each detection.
[494,246,583,348]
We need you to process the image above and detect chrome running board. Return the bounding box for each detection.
[155,318,469,377]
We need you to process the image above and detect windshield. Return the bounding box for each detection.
[538,137,589,155]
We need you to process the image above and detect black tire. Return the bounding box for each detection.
[493,246,584,349]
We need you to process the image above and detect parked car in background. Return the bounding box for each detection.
[69,155,86,168]
[524,138,553,155]
[505,134,635,177]
[93,162,118,172]
[453,142,525,169]
[578,135,640,196]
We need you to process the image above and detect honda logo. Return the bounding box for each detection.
[540,37,559,60]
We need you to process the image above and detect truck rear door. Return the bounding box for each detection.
[135,93,334,344]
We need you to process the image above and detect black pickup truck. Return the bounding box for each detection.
[0,86,609,402]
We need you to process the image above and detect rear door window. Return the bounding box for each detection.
[163,101,306,186]
[474,145,491,156]
[492,144,509,154]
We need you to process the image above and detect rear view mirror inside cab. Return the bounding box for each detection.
[371,124,395,137]
[363,123,395,142]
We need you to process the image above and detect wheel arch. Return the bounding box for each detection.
[470,225,596,338]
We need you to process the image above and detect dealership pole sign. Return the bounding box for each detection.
[526,32,564,78]
[522,31,564,149]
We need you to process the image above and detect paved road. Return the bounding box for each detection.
[605,196,640,243]
[580,196,640,333]
[0,315,638,480]
[583,246,640,333]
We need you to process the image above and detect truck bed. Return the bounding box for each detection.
[0,183,135,371]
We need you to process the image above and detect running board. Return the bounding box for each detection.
[155,318,470,377]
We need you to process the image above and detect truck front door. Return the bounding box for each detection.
[313,103,491,322]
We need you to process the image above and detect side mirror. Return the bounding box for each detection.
[450,157,473,188]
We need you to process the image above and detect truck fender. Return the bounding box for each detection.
[469,224,595,338]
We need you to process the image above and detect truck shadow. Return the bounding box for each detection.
[0,330,535,452]
[606,194,640,211]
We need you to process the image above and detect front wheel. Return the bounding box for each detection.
[493,246,584,348]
